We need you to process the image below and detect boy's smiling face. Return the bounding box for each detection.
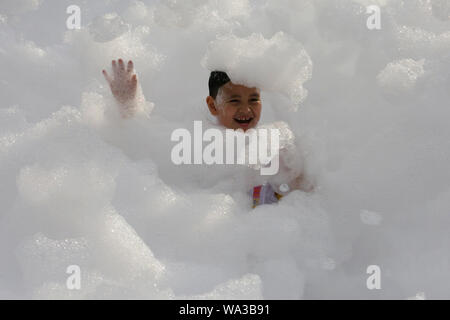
[206,82,262,131]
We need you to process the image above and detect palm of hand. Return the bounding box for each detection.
[103,59,138,105]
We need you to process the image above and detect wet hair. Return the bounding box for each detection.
[208,71,231,99]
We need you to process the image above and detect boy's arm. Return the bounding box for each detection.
[288,173,314,193]
[102,59,140,118]
[277,153,314,193]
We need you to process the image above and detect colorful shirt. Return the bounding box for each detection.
[252,183,283,208]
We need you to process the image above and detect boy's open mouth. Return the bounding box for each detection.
[233,117,253,124]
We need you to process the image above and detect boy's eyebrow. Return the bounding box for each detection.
[227,93,260,99]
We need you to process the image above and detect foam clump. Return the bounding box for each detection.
[0,0,42,16]
[187,274,263,300]
[360,210,383,226]
[431,0,450,21]
[377,58,426,94]
[89,13,129,43]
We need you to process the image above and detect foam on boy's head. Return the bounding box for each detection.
[208,71,231,99]
[202,32,312,111]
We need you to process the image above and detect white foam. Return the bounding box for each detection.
[1,0,450,299]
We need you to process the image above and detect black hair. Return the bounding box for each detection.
[208,71,231,99]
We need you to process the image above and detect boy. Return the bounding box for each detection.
[102,59,312,207]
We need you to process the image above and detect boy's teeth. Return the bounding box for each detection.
[234,117,252,124]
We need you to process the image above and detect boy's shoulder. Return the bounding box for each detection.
[257,121,296,145]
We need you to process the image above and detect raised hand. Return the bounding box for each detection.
[103,59,138,117]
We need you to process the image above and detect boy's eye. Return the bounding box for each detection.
[229,99,240,103]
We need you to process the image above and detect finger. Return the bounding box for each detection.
[118,59,125,71]
[102,70,112,84]
[131,74,138,90]
[127,60,134,73]
[112,60,118,77]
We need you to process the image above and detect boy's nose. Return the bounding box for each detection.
[239,104,252,113]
